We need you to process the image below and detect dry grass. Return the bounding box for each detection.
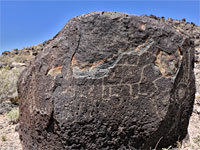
[194,135,200,147]
[6,108,19,124]
[0,53,33,64]
[0,66,25,103]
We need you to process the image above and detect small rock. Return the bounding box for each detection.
[0,63,8,69]
[12,49,19,54]
[193,107,200,115]
[196,50,200,55]
[0,125,4,129]
[182,18,186,22]
[0,102,15,115]
[2,51,11,56]
[196,99,200,105]
[196,108,200,114]
[168,18,173,21]
[195,55,200,62]
[10,62,26,68]
[8,121,13,125]
[32,52,38,56]
[195,64,200,69]
[15,124,19,132]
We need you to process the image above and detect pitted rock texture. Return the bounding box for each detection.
[18,11,195,150]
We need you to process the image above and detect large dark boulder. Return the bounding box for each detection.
[18,11,195,149]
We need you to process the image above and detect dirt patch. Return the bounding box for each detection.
[0,113,22,150]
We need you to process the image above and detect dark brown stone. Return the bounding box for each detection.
[18,11,195,149]
[2,51,11,56]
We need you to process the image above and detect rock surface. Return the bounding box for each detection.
[17,11,196,149]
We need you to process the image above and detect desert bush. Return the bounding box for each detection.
[0,66,25,103]
[194,135,200,147]
[6,107,19,124]
[0,53,33,64]
[1,135,6,141]
[9,96,19,105]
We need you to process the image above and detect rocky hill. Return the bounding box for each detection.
[0,13,200,149]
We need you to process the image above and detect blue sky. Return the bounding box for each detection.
[0,0,199,53]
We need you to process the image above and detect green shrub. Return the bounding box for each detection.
[0,66,25,103]
[6,108,19,124]
[9,96,19,105]
[194,135,200,147]
[1,135,6,141]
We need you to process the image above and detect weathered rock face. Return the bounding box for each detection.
[18,11,195,149]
